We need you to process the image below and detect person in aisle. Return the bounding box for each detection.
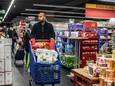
[23,28,31,71]
[7,27,13,38]
[31,12,55,40]
[12,28,18,54]
[25,12,55,71]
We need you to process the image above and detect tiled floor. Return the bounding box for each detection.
[13,65,73,86]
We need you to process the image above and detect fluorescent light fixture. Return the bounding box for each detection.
[21,13,37,16]
[21,13,109,20]
[33,4,85,10]
[2,0,15,22]
[25,9,84,15]
[20,13,84,18]
[98,0,115,2]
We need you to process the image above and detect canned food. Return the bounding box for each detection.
[107,59,115,70]
[100,78,105,86]
[106,69,115,81]
[100,67,107,78]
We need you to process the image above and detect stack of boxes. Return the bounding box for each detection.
[96,55,115,86]
[0,39,12,86]
[112,50,115,61]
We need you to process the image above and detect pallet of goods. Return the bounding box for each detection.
[0,39,12,86]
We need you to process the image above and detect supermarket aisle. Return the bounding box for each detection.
[13,66,29,86]
[13,65,73,86]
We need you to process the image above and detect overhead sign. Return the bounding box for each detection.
[86,3,115,18]
[86,4,115,10]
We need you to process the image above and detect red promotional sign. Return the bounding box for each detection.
[85,4,115,18]
[83,21,97,31]
[86,8,115,18]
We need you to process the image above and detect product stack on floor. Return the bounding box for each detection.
[0,39,12,86]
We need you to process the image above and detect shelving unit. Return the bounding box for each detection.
[57,30,82,69]
[98,28,108,49]
[80,32,99,68]
[112,32,115,49]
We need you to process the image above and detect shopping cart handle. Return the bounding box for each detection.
[36,39,49,42]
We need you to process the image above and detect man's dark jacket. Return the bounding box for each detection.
[31,22,55,40]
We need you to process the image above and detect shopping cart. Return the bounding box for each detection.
[29,39,61,86]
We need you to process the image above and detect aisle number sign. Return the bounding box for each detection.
[86,3,115,10]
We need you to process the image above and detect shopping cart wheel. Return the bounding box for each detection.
[29,80,32,86]
[52,84,55,86]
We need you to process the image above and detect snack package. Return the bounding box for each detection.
[35,49,58,64]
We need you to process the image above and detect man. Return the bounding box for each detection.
[26,12,55,71]
[31,12,55,40]
[8,27,13,38]
[12,28,18,54]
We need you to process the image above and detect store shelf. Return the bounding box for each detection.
[81,49,98,51]
[80,32,98,68]
[68,37,88,40]
[81,43,98,45]
[58,35,68,39]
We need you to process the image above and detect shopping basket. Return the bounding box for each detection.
[29,41,61,86]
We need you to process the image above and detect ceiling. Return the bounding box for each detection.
[0,0,115,23]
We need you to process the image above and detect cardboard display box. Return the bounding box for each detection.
[5,72,12,85]
[4,52,11,72]
[0,73,4,85]
[4,45,11,53]
[0,58,4,72]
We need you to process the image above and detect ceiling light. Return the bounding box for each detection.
[98,0,115,2]
[25,9,84,15]
[20,13,109,20]
[33,4,85,10]
[2,0,15,22]
[21,13,37,16]
[20,13,87,19]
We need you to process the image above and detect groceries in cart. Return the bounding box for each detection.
[35,49,58,64]
[31,38,55,49]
